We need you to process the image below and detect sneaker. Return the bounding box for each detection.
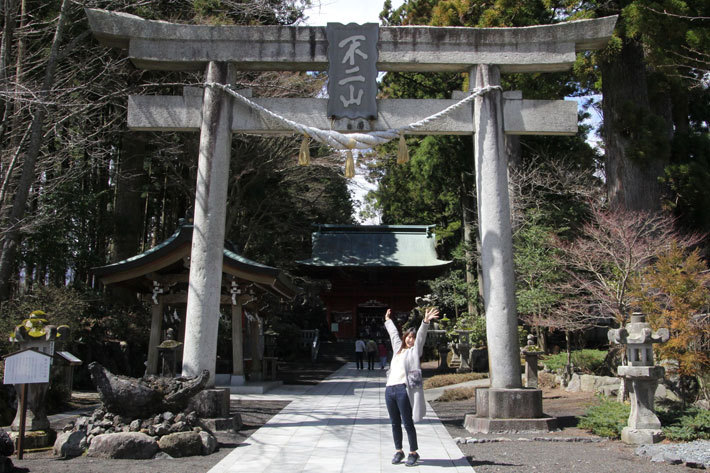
[405,452,420,467]
[391,451,405,464]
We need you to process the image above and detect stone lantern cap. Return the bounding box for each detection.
[9,310,70,343]
[157,328,182,350]
[608,312,669,369]
[521,334,543,355]
[607,313,669,346]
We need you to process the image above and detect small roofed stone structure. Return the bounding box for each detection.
[298,225,450,339]
[92,221,296,386]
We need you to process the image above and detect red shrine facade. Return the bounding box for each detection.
[299,225,451,340]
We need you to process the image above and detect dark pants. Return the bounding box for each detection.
[385,384,418,452]
[367,352,376,370]
[355,351,364,369]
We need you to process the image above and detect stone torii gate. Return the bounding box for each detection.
[86,9,615,431]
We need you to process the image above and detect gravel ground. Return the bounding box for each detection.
[6,361,707,473]
[5,361,347,473]
[8,400,288,473]
[636,441,710,469]
[430,390,706,473]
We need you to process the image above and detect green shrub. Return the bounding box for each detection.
[448,315,486,347]
[659,407,710,441]
[542,349,607,374]
[578,396,630,438]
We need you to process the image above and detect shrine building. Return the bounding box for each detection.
[91,220,296,384]
[298,224,451,340]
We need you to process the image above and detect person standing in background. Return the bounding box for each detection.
[378,339,388,370]
[355,335,366,370]
[366,338,378,370]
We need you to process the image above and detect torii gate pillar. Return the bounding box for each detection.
[464,64,556,432]
[182,61,233,387]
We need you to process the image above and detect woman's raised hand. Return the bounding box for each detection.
[423,307,440,323]
[385,309,391,321]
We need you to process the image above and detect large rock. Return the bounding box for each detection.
[86,432,159,459]
[655,383,680,402]
[157,431,203,458]
[565,374,581,392]
[199,431,217,456]
[0,456,12,473]
[88,362,209,418]
[0,432,11,473]
[566,374,621,395]
[0,430,12,457]
[53,431,87,458]
[580,375,620,393]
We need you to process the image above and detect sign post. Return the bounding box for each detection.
[3,348,52,459]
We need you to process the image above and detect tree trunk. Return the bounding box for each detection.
[601,38,667,212]
[563,330,573,385]
[0,0,71,300]
[461,171,477,317]
[112,131,149,261]
[0,0,18,142]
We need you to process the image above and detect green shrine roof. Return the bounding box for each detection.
[92,221,296,299]
[298,224,451,268]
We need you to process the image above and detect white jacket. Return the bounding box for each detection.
[385,318,430,423]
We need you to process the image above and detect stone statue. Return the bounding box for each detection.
[88,362,208,419]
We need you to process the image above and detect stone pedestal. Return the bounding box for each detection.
[621,428,664,445]
[437,347,450,372]
[618,365,665,443]
[452,330,473,373]
[9,429,56,450]
[464,387,557,433]
[469,347,488,372]
[187,388,241,447]
[11,383,50,432]
[187,388,230,418]
[200,414,242,433]
[523,353,541,388]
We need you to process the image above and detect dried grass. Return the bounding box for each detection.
[537,371,560,389]
[437,387,477,402]
[424,372,488,389]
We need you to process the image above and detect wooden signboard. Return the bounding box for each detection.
[3,348,52,385]
[3,348,53,459]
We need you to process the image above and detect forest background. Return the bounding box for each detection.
[0,0,708,388]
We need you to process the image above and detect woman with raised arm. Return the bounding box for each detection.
[384,306,439,467]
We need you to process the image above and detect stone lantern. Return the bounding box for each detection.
[521,335,544,389]
[157,328,183,377]
[8,311,70,448]
[450,330,473,373]
[424,323,449,372]
[608,312,669,445]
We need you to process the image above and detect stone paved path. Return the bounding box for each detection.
[209,363,473,473]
